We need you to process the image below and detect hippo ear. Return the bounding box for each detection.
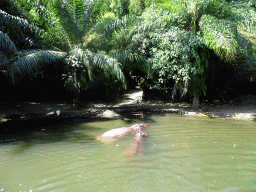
[140,124,147,127]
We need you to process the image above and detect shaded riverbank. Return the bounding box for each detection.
[1,89,256,124]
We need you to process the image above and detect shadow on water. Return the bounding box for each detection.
[0,112,156,154]
[119,111,161,123]
[0,118,106,153]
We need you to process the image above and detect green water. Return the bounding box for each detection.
[0,114,256,192]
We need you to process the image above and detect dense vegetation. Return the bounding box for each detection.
[1,0,256,107]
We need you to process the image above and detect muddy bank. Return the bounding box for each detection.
[1,93,256,123]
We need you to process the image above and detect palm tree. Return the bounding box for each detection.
[113,0,255,107]
[0,30,65,79]
[87,13,150,83]
[175,0,255,107]
[0,0,126,102]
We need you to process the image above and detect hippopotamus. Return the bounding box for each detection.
[97,124,147,143]
[124,127,148,156]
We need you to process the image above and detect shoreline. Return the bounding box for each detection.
[1,98,256,123]
[1,89,256,123]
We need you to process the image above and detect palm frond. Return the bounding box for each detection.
[231,0,256,33]
[104,14,139,35]
[51,0,83,45]
[198,0,232,19]
[50,0,108,46]
[86,0,109,23]
[0,51,8,69]
[236,30,254,57]
[90,14,139,38]
[0,31,17,54]
[133,7,173,34]
[88,51,126,87]
[0,9,37,37]
[199,14,238,61]
[110,49,148,73]
[86,14,140,51]
[44,22,73,51]
[0,8,66,51]
[69,48,126,88]
[9,50,66,83]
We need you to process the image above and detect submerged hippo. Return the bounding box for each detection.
[97,124,147,143]
[124,127,148,156]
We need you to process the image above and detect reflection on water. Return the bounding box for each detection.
[0,114,256,191]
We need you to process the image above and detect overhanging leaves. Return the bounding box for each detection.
[199,15,238,61]
[0,9,37,37]
[69,48,126,88]
[9,50,66,83]
[0,31,17,54]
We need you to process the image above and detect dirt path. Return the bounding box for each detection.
[1,89,256,122]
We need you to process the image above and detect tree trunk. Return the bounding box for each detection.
[192,94,199,109]
[73,67,78,105]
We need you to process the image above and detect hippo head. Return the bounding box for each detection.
[131,124,148,137]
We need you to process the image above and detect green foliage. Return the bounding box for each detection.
[199,15,238,61]
[149,28,198,89]
[88,12,148,76]
[0,31,17,55]
[9,50,66,83]
[110,0,129,18]
[0,9,37,39]
[0,0,31,18]
[129,0,145,15]
[0,51,8,66]
[109,0,151,18]
[0,0,127,102]
[2,0,256,103]
[137,1,255,100]
[144,0,154,7]
[87,0,256,101]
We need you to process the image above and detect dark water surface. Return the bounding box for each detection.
[0,114,256,192]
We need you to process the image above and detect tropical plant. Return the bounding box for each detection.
[110,0,130,18]
[170,0,255,107]
[129,0,145,15]
[87,12,149,85]
[0,0,127,102]
[116,0,256,107]
[109,0,152,18]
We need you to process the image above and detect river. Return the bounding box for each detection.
[0,113,256,191]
